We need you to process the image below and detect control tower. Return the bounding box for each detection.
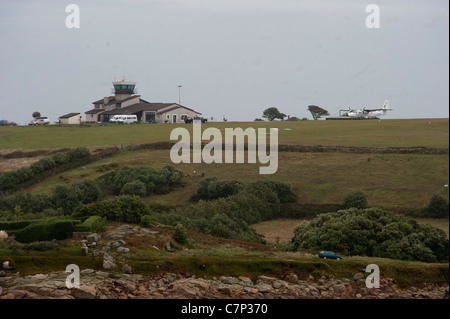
[112,77,137,101]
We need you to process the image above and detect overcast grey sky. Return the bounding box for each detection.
[0,0,448,124]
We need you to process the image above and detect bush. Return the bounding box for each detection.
[104,165,184,196]
[0,192,54,214]
[140,215,158,228]
[23,241,59,251]
[425,194,449,218]
[173,223,188,244]
[287,208,449,262]
[30,157,56,175]
[196,177,245,199]
[120,181,147,197]
[52,180,99,215]
[75,216,107,232]
[73,195,151,224]
[342,190,368,209]
[14,218,74,243]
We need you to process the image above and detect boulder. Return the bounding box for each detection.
[102,253,115,270]
[353,273,365,281]
[117,247,130,253]
[285,273,299,284]
[86,233,99,243]
[122,264,132,274]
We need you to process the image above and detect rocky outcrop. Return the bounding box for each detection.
[0,271,447,299]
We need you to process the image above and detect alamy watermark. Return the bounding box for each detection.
[65,264,80,289]
[169,122,279,175]
[365,264,380,288]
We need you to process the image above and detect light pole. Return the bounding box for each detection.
[178,85,182,104]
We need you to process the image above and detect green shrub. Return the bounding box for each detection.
[30,157,56,174]
[79,216,107,232]
[425,194,449,218]
[104,165,184,196]
[140,215,158,228]
[14,218,74,243]
[173,223,188,244]
[247,180,297,203]
[196,177,245,199]
[51,180,99,215]
[0,193,54,214]
[342,190,368,209]
[51,152,69,165]
[120,181,147,197]
[65,147,91,162]
[23,241,59,251]
[287,208,449,262]
[0,220,39,231]
[73,195,150,223]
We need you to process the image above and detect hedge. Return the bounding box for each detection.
[74,216,107,232]
[0,147,91,193]
[12,219,76,243]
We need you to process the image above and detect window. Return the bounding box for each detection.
[167,114,170,119]
[116,103,121,108]
[181,114,188,120]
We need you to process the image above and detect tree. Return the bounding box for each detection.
[32,111,41,118]
[262,107,286,121]
[307,105,329,120]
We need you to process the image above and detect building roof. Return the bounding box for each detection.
[59,112,80,119]
[92,95,142,105]
[85,108,105,114]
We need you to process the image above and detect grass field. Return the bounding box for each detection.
[0,118,448,149]
[25,148,449,208]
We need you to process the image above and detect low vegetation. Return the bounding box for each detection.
[288,208,449,263]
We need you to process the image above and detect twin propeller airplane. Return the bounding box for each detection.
[340,100,393,119]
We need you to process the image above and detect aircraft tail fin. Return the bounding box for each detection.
[383,100,390,110]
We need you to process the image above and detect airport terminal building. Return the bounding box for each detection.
[85,79,201,124]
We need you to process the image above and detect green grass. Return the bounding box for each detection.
[25,148,449,209]
[1,118,448,149]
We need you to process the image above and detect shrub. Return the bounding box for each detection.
[30,157,56,174]
[73,195,150,223]
[65,147,91,162]
[173,223,187,244]
[425,194,449,218]
[287,208,449,262]
[52,180,99,215]
[342,190,368,209]
[23,241,59,251]
[140,215,158,228]
[14,218,74,243]
[196,177,245,199]
[104,165,184,196]
[76,216,107,232]
[0,192,54,214]
[247,180,297,203]
[120,181,147,197]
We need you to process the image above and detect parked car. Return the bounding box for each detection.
[28,117,50,125]
[318,251,342,260]
[109,115,138,124]
[184,116,207,124]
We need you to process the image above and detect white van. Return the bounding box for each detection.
[109,114,138,124]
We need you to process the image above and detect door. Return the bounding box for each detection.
[172,114,177,123]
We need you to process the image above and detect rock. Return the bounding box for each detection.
[152,245,159,250]
[91,250,100,257]
[353,273,365,281]
[70,285,97,299]
[81,246,89,256]
[87,242,97,248]
[444,286,449,299]
[0,271,6,277]
[141,229,159,235]
[165,242,174,252]
[238,276,253,287]
[257,275,277,285]
[102,253,115,270]
[81,269,95,275]
[0,286,2,296]
[122,264,132,274]
[2,261,15,270]
[355,279,366,287]
[356,293,362,298]
[117,246,130,253]
[86,233,99,243]
[220,276,240,285]
[331,284,346,293]
[285,273,299,284]
[110,241,121,249]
